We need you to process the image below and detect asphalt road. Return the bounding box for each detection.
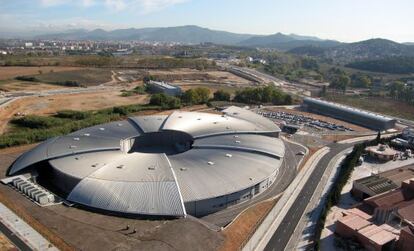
[264,143,352,251]
[0,220,32,251]
[202,140,305,227]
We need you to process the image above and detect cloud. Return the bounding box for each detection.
[38,0,189,13]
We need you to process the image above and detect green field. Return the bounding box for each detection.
[325,95,414,121]
[33,68,112,86]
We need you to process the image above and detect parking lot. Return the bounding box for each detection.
[257,110,353,133]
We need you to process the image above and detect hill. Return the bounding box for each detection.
[290,38,414,64]
[238,32,340,50]
[35,25,254,45]
[346,56,414,74]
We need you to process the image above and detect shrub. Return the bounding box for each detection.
[55,110,91,120]
[213,89,231,101]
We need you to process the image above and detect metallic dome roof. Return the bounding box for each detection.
[8,107,284,217]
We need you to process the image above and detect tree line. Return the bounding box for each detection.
[149,85,293,109]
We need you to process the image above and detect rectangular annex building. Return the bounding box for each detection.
[302,98,397,131]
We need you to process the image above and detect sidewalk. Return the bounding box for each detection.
[0,203,58,251]
[242,146,330,251]
[285,147,353,250]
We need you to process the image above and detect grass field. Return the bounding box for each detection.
[325,95,414,121]
[0,66,80,80]
[33,68,112,86]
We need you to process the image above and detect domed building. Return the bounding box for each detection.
[8,107,285,217]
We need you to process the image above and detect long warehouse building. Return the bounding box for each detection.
[7,106,284,218]
[302,98,397,131]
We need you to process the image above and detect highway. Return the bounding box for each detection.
[0,220,32,251]
[264,142,352,251]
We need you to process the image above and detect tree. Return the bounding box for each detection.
[330,74,350,92]
[150,93,181,109]
[213,90,231,101]
[181,87,211,105]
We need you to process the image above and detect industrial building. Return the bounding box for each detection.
[336,178,414,251]
[302,98,397,131]
[365,144,398,162]
[146,80,182,96]
[352,164,414,200]
[7,107,284,218]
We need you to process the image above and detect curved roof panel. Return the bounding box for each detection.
[9,106,284,217]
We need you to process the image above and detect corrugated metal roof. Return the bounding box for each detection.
[169,148,281,201]
[303,98,396,123]
[68,178,185,216]
[9,106,283,217]
[128,115,168,133]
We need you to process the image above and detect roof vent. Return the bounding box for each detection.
[225,154,232,158]
[207,161,215,166]
[197,118,201,120]
[116,165,124,169]
[180,167,187,171]
[84,133,90,136]
[99,128,105,131]
[234,135,239,138]
[117,123,123,126]
[235,140,241,144]
[91,163,98,167]
[69,145,77,149]
[148,165,156,170]
[178,116,183,119]
[73,137,80,141]
[213,121,218,124]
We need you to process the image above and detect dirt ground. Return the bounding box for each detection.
[147,69,252,85]
[0,146,224,251]
[264,107,371,133]
[220,199,277,251]
[0,234,16,251]
[0,91,149,134]
[0,67,81,81]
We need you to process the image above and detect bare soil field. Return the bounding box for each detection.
[0,66,80,80]
[0,146,223,251]
[264,107,371,133]
[147,68,252,85]
[220,199,277,251]
[0,91,149,134]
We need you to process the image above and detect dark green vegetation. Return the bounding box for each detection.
[213,89,231,101]
[181,87,211,105]
[149,93,181,109]
[0,104,160,149]
[233,86,292,105]
[346,57,414,74]
[314,135,398,250]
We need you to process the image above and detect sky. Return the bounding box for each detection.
[0,0,413,42]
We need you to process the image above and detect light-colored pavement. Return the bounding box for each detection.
[0,202,58,251]
[242,146,330,251]
[285,147,353,250]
